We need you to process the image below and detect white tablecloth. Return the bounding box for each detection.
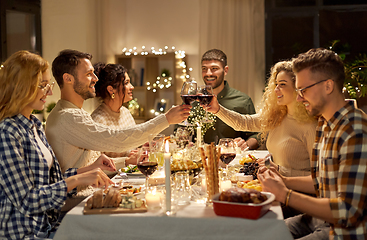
[54,195,292,239]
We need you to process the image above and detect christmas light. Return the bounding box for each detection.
[121,45,192,94]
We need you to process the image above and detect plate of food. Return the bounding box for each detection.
[212,187,275,220]
[119,165,144,177]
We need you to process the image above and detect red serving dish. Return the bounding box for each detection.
[212,192,275,220]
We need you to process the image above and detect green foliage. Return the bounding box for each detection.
[46,102,56,113]
[328,40,367,98]
[187,102,216,136]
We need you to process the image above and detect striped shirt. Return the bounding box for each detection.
[312,101,367,239]
[0,114,76,239]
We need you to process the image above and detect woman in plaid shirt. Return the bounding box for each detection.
[0,51,116,239]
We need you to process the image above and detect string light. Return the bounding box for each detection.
[121,45,192,116]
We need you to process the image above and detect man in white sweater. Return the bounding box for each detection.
[46,49,190,174]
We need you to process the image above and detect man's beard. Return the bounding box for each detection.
[204,71,225,89]
[307,97,326,117]
[73,77,95,100]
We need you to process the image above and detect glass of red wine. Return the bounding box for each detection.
[179,80,198,126]
[218,138,236,170]
[136,147,158,190]
[197,85,214,123]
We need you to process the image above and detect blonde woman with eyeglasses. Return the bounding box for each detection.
[207,61,317,178]
[0,51,116,239]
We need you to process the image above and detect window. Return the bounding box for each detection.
[0,0,41,62]
[265,0,367,73]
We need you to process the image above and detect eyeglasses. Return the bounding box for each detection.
[38,82,55,97]
[295,79,328,98]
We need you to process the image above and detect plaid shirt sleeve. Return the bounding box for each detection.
[329,117,367,229]
[313,102,367,238]
[0,122,67,216]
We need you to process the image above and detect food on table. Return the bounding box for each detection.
[120,165,140,173]
[239,161,260,179]
[86,188,144,210]
[237,179,262,192]
[120,195,143,209]
[230,173,253,183]
[199,143,220,200]
[119,186,141,195]
[170,159,202,171]
[239,154,257,165]
[87,188,122,209]
[219,187,267,204]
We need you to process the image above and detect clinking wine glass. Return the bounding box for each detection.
[197,85,214,123]
[218,138,236,170]
[179,80,198,126]
[136,147,158,190]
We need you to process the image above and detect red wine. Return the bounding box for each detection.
[220,153,236,165]
[181,95,197,105]
[137,162,158,177]
[197,95,213,106]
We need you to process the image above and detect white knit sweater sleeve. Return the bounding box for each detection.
[215,105,262,132]
[57,108,168,153]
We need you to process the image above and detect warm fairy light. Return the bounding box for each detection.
[121,45,192,93]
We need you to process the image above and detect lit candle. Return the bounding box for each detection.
[220,180,232,192]
[145,190,162,210]
[201,177,207,192]
[197,126,202,148]
[164,141,171,212]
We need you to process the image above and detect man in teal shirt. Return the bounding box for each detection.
[201,49,259,149]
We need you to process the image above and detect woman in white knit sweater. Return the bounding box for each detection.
[91,63,137,159]
[207,61,317,177]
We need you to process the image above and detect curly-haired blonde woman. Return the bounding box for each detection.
[207,61,317,177]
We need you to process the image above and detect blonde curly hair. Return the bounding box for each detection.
[0,51,49,121]
[259,61,315,142]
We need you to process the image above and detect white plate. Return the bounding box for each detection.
[229,150,269,166]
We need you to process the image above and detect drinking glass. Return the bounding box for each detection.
[197,85,214,123]
[136,147,158,190]
[218,138,236,169]
[148,134,165,169]
[173,172,191,206]
[179,80,197,126]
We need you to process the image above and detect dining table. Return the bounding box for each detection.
[54,150,293,240]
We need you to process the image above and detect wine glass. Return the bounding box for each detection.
[197,85,214,123]
[137,147,158,190]
[218,138,236,170]
[179,80,197,126]
[148,134,165,169]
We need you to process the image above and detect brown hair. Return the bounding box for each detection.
[201,49,227,67]
[293,48,345,91]
[52,49,92,88]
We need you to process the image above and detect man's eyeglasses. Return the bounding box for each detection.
[38,82,55,97]
[295,79,328,98]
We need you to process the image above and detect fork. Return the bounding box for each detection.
[264,155,272,169]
